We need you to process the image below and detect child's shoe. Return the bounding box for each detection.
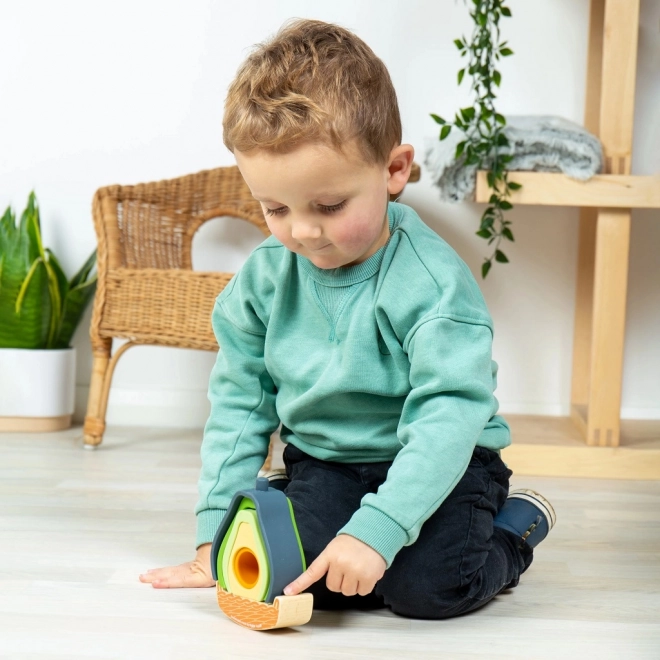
[493,489,556,549]
[259,468,290,492]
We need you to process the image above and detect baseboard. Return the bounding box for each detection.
[74,385,210,428]
[74,386,660,428]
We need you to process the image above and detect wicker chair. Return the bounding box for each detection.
[83,162,421,457]
[83,166,271,452]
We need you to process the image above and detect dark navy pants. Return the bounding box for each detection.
[282,443,533,619]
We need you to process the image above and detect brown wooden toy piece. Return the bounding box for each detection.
[217,585,313,631]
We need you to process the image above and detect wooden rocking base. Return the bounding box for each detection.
[216,586,313,631]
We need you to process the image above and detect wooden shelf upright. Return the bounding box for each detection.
[475,0,660,479]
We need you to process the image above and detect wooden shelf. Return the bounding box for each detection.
[270,418,660,480]
[503,414,660,480]
[470,2,656,468]
[475,171,660,208]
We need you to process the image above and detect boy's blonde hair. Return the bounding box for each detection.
[223,18,402,166]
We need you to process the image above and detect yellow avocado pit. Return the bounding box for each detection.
[222,510,270,601]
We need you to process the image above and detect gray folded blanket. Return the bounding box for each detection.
[424,115,604,202]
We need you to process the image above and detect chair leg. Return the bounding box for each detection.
[83,346,112,448]
[262,436,274,472]
[83,340,139,448]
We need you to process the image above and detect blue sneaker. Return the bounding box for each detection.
[493,489,556,549]
[259,468,290,492]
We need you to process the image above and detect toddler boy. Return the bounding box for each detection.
[140,18,555,618]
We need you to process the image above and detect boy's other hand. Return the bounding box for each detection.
[283,535,386,597]
[138,543,215,589]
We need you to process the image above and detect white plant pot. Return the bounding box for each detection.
[0,347,76,432]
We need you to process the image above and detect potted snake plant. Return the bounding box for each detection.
[0,192,97,431]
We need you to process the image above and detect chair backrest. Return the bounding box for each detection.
[94,166,268,269]
[90,166,270,351]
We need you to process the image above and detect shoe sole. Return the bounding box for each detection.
[259,468,289,481]
[508,488,557,529]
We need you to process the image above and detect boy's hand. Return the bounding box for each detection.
[284,535,386,597]
[138,543,215,589]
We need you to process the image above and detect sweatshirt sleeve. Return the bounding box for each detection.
[337,314,500,566]
[194,278,280,548]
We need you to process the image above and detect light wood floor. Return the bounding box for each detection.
[1,426,659,660]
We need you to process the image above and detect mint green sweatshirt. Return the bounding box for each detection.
[195,201,510,567]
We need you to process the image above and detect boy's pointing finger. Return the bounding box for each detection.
[283,554,329,595]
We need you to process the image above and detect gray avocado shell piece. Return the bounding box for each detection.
[210,477,305,603]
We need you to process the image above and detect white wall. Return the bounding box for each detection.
[1,0,658,428]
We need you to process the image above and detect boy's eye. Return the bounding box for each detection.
[264,201,347,216]
[265,206,287,216]
[319,201,347,213]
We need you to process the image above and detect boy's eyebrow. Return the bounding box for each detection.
[252,191,351,203]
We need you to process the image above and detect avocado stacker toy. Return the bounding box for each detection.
[210,476,313,630]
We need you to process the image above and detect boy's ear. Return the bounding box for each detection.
[386,144,415,196]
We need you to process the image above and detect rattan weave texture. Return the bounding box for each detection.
[84,166,269,447]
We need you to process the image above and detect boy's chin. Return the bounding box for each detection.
[307,253,353,269]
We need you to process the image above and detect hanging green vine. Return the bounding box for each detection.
[431,0,518,278]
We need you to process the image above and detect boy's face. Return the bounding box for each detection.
[235,140,413,269]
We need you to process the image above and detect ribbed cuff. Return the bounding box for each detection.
[337,505,409,568]
[196,509,227,549]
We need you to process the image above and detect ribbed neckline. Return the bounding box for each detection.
[298,203,399,287]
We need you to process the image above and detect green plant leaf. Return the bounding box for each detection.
[52,249,97,347]
[430,113,446,125]
[15,257,43,314]
[0,197,51,348]
[69,249,97,290]
[20,193,62,346]
[432,0,516,275]
[460,106,476,122]
[0,206,15,248]
[54,274,97,348]
[508,181,522,190]
[0,252,50,348]
[46,249,69,310]
[0,194,96,348]
[19,197,40,267]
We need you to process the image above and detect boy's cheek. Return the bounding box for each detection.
[268,225,296,249]
[335,215,379,248]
